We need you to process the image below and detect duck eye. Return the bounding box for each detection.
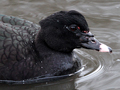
[69,24,80,31]
[70,26,77,31]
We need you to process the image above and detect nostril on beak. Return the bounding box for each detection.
[91,40,96,43]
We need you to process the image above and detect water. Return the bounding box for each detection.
[0,0,120,90]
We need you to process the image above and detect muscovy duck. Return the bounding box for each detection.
[0,10,112,80]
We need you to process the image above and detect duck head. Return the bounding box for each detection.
[38,10,112,53]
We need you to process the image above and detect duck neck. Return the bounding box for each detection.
[34,32,72,60]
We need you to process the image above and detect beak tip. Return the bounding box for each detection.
[108,47,112,53]
[99,43,112,53]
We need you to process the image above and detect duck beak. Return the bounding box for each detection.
[80,32,112,53]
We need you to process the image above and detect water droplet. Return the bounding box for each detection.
[41,61,43,63]
[22,80,25,84]
[31,41,34,43]
[41,67,43,68]
[46,82,48,84]
[57,20,59,22]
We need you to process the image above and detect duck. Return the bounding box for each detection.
[0,10,112,81]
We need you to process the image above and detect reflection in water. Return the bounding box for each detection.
[0,0,120,90]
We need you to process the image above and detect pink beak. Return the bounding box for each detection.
[99,43,112,53]
[80,32,112,53]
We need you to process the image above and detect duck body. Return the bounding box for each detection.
[0,13,79,80]
[0,11,112,80]
[0,15,42,80]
